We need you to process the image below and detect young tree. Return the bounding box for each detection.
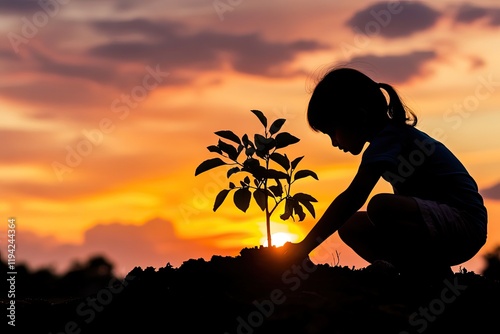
[195,109,318,247]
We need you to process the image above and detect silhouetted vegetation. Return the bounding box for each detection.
[1,255,119,299]
[482,246,500,281]
[4,246,500,333]
[195,109,318,247]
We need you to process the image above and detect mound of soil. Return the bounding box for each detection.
[11,246,500,334]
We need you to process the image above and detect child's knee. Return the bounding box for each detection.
[366,193,391,222]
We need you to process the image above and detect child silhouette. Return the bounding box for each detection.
[284,67,487,282]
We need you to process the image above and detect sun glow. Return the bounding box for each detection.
[260,232,299,247]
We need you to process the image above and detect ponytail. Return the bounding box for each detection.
[378,83,418,126]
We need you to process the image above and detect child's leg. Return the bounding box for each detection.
[339,193,449,274]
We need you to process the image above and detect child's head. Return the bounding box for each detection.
[307,67,417,135]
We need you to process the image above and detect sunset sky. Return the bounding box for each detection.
[1,0,500,277]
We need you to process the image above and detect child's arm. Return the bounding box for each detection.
[299,162,385,254]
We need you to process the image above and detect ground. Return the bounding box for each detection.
[6,246,500,334]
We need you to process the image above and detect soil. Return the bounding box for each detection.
[7,246,500,334]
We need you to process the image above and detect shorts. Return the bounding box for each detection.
[413,197,486,266]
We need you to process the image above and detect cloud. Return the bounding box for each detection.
[454,4,500,26]
[481,182,500,200]
[347,50,438,84]
[346,2,441,38]
[0,0,42,13]
[88,18,327,77]
[12,217,250,277]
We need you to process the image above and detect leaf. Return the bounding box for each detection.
[227,167,240,178]
[242,158,260,173]
[218,139,238,160]
[207,145,222,154]
[242,134,254,148]
[290,156,304,170]
[275,132,300,149]
[195,158,226,176]
[234,188,251,212]
[269,118,286,135]
[244,176,250,184]
[253,189,267,211]
[293,201,306,221]
[268,179,283,197]
[229,182,236,189]
[270,152,290,171]
[294,169,319,181]
[293,193,318,218]
[264,168,289,180]
[213,189,230,211]
[215,130,241,145]
[254,134,275,152]
[250,109,267,128]
[245,146,255,156]
[280,198,293,220]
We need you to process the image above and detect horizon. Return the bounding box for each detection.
[1,0,500,278]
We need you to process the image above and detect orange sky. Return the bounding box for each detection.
[1,0,500,277]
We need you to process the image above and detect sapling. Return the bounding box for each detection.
[195,109,318,248]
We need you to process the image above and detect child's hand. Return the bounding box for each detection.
[280,241,310,265]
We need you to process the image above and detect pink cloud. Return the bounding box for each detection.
[12,217,249,277]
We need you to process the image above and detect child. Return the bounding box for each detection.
[284,67,487,282]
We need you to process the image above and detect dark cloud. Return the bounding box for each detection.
[481,182,500,200]
[455,4,500,26]
[348,50,438,84]
[0,0,42,13]
[88,19,327,77]
[346,2,441,38]
[13,217,249,276]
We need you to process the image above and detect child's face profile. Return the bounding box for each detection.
[322,123,367,155]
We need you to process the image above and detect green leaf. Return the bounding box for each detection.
[207,145,222,154]
[213,189,230,211]
[269,118,286,135]
[253,189,267,211]
[227,167,240,178]
[275,132,300,149]
[218,139,238,160]
[290,156,304,170]
[269,152,290,171]
[250,109,267,128]
[195,158,226,176]
[215,130,241,145]
[234,188,251,212]
[294,169,319,181]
